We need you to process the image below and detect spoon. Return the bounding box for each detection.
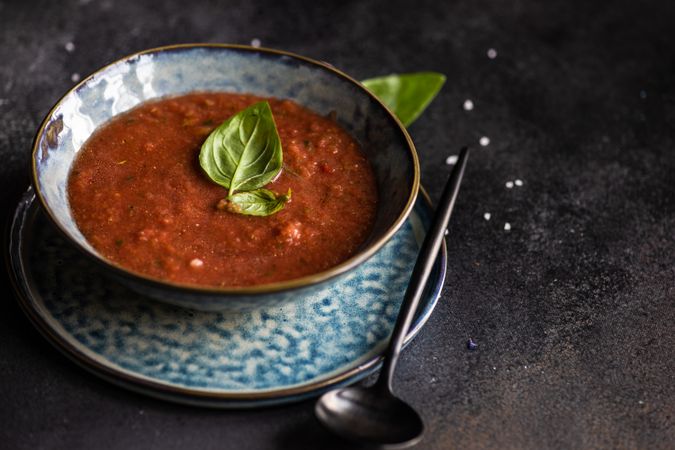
[315,147,470,448]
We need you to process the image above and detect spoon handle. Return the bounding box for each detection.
[377,146,470,391]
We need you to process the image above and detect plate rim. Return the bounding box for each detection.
[6,186,447,408]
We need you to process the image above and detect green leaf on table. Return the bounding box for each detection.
[221,188,292,216]
[361,72,446,126]
[199,101,283,196]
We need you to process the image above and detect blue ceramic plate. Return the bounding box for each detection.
[8,188,446,408]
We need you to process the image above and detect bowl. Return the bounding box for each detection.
[31,43,419,311]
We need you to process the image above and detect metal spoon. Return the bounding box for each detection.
[315,147,470,448]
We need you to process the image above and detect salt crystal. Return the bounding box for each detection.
[444,229,449,236]
[504,222,511,231]
[190,258,204,268]
[514,179,523,186]
[65,42,75,53]
[483,212,491,221]
[505,181,514,189]
[250,38,261,48]
[479,136,490,147]
[487,48,498,59]
[70,73,80,82]
[445,155,458,165]
[463,99,474,111]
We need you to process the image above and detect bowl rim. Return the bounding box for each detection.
[31,43,421,296]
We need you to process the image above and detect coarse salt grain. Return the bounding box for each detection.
[65,42,75,52]
[190,258,204,268]
[251,38,261,48]
[515,179,523,186]
[445,155,458,165]
[483,212,491,221]
[479,136,490,146]
[444,229,449,236]
[487,48,498,59]
[463,99,474,111]
[504,222,511,231]
[70,73,80,82]
[505,181,514,189]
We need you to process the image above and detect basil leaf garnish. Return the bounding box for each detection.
[199,101,282,196]
[361,72,446,127]
[222,188,291,216]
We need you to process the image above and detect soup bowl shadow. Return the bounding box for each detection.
[32,44,419,311]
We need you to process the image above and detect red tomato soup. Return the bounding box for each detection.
[68,93,378,287]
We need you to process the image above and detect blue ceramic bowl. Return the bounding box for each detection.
[32,44,420,311]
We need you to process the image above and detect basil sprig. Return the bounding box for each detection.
[361,72,446,127]
[199,101,290,216]
[200,73,445,216]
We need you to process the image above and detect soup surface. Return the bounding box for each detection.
[68,93,378,287]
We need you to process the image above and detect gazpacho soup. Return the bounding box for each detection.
[67,93,378,287]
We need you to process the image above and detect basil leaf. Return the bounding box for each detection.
[199,101,282,195]
[361,72,446,127]
[222,188,291,216]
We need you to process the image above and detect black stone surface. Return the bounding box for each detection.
[1,0,674,449]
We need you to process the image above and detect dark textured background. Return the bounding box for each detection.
[1,0,674,449]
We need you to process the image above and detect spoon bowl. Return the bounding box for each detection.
[315,386,424,447]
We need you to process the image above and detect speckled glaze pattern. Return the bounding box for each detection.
[10,190,445,406]
[32,44,419,310]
